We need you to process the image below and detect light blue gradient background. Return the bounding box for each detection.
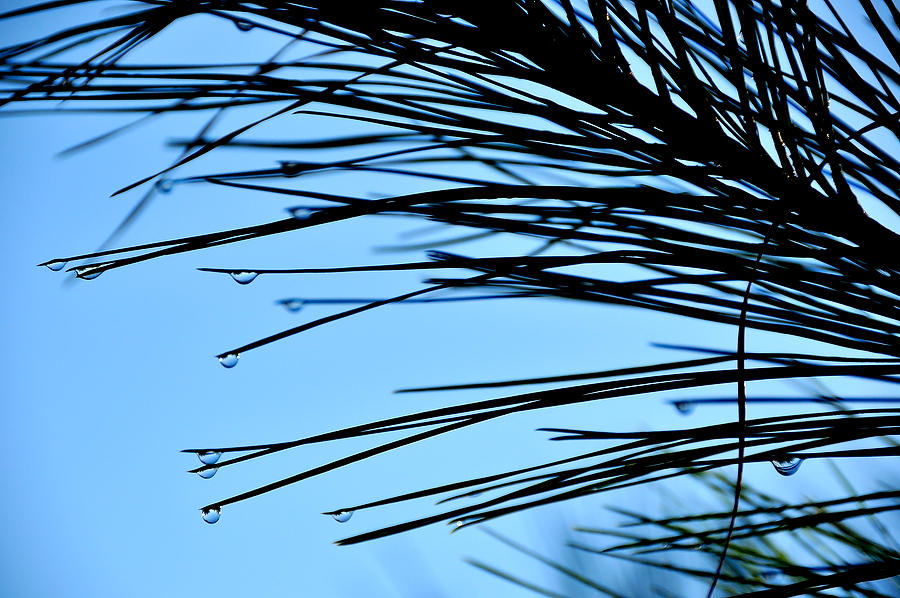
[1,3,889,597]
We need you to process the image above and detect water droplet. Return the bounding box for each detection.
[234,20,254,32]
[287,207,313,220]
[230,271,258,285]
[771,457,802,476]
[74,266,103,280]
[280,299,305,313]
[44,260,67,271]
[197,467,217,479]
[673,401,694,415]
[330,510,353,523]
[280,161,303,176]
[218,353,239,368]
[201,507,221,524]
[155,179,174,193]
[198,451,222,465]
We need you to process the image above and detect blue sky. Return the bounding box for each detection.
[2,2,896,597]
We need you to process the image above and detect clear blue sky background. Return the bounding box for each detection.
[1,2,893,597]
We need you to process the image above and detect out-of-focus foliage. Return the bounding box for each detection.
[475,469,900,596]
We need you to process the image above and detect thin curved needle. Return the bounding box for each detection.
[707,228,774,598]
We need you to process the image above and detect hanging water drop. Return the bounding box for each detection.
[155,179,174,193]
[280,299,305,313]
[279,161,303,176]
[201,507,221,524]
[673,401,694,415]
[44,260,67,271]
[218,353,239,368]
[329,510,353,523]
[287,207,312,221]
[230,271,258,285]
[198,451,222,465]
[234,20,254,32]
[197,467,217,479]
[74,266,103,280]
[771,457,802,476]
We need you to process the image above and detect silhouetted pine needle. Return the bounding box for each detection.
[6,0,900,595]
